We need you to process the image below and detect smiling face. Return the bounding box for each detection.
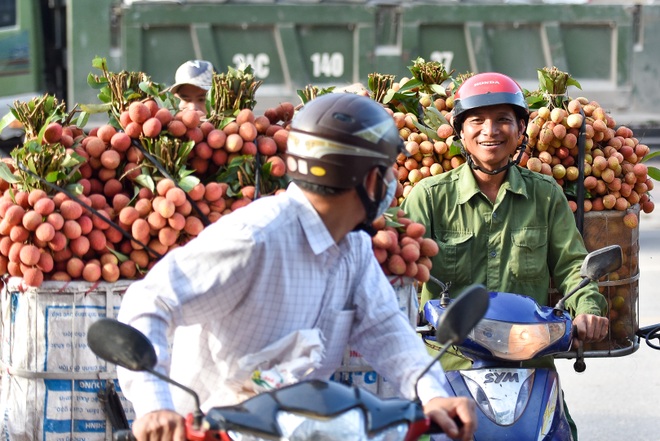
[460,104,525,172]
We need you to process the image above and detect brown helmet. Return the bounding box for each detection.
[285,93,405,190]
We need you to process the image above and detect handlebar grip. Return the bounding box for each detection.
[114,429,136,441]
[573,358,586,372]
[427,416,464,434]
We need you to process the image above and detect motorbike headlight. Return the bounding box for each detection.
[229,408,408,441]
[468,318,566,361]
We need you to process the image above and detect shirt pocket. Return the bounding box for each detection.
[510,227,548,281]
[434,230,474,287]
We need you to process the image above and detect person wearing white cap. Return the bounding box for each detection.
[170,60,215,113]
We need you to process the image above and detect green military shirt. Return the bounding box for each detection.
[401,163,608,370]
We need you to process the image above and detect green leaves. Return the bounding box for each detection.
[368,73,396,104]
[207,64,263,126]
[412,119,439,142]
[0,162,18,185]
[383,207,405,229]
[89,56,170,121]
[414,106,451,142]
[10,139,86,193]
[378,58,454,119]
[214,155,255,197]
[647,166,660,182]
[641,150,660,163]
[8,95,68,140]
[213,154,288,198]
[0,93,90,192]
[408,57,454,95]
[383,86,423,116]
[641,151,660,182]
[87,71,109,90]
[0,111,17,136]
[534,66,582,109]
[524,89,549,110]
[134,174,155,193]
[135,136,200,193]
[91,56,107,71]
[296,84,335,105]
[448,138,463,157]
[178,174,200,193]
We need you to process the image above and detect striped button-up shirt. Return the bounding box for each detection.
[118,183,449,417]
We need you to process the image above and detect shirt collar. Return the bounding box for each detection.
[286,182,337,255]
[455,164,481,205]
[455,163,528,205]
[505,165,529,198]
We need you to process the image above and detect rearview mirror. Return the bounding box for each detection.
[87,318,157,372]
[580,245,622,281]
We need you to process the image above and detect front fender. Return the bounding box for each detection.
[445,368,572,441]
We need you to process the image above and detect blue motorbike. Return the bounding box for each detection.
[418,245,624,440]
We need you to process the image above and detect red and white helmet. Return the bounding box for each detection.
[451,72,529,132]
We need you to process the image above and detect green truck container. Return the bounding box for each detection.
[2,0,660,144]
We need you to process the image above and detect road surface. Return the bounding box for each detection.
[556,159,660,441]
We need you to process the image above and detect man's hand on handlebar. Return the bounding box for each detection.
[131,409,186,441]
[573,313,609,343]
[423,396,477,441]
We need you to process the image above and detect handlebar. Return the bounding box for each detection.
[427,416,464,435]
[571,327,587,372]
[114,417,461,440]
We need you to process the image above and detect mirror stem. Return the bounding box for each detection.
[146,368,204,428]
[553,277,591,315]
[428,275,451,308]
[413,340,454,403]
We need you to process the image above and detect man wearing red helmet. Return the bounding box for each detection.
[401,72,608,439]
[118,93,477,441]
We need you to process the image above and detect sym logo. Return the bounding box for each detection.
[484,371,520,384]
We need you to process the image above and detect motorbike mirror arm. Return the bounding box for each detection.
[552,276,591,316]
[87,319,205,430]
[427,275,452,308]
[142,368,205,429]
[554,245,623,316]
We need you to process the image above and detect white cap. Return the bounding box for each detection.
[170,60,215,93]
